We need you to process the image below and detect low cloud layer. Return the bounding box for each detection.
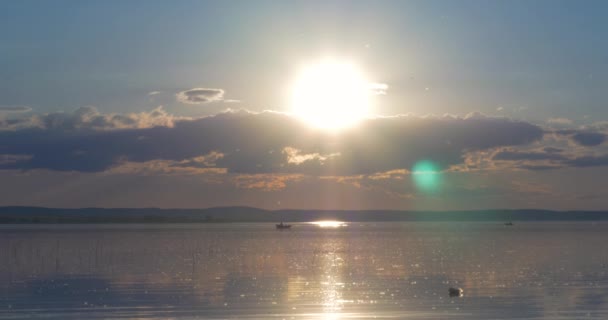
[176,88,225,104]
[0,106,179,131]
[0,109,549,174]
[1,108,607,210]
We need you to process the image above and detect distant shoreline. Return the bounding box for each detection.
[0,206,607,224]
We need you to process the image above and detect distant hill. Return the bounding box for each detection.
[0,206,606,223]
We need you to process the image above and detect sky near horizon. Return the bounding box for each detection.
[0,0,607,210]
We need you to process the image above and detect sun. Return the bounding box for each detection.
[290,60,372,131]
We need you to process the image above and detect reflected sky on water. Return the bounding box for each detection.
[1,222,608,319]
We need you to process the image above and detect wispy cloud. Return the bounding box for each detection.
[0,106,32,113]
[106,156,227,176]
[369,83,388,95]
[457,141,608,172]
[282,147,340,165]
[547,117,573,126]
[176,88,225,104]
[234,174,305,191]
[0,106,181,132]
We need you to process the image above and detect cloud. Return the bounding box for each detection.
[486,148,568,171]
[0,110,545,175]
[571,132,606,146]
[547,117,573,126]
[0,154,32,165]
[553,129,607,147]
[464,143,608,171]
[492,149,567,161]
[588,121,608,131]
[234,174,305,191]
[176,88,224,104]
[542,147,564,154]
[565,154,608,168]
[147,91,161,96]
[369,83,388,95]
[105,151,226,176]
[282,147,340,165]
[0,106,32,113]
[106,158,227,176]
[173,151,225,168]
[0,106,180,131]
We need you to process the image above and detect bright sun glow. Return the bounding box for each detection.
[311,220,348,228]
[291,60,371,131]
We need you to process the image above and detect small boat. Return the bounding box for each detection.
[504,221,514,226]
[448,287,464,297]
[276,222,292,229]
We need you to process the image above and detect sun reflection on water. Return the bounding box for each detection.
[323,312,342,320]
[311,220,348,228]
[319,239,345,319]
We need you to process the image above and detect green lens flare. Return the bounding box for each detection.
[412,160,442,193]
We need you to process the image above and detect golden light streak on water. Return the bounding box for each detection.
[310,221,348,228]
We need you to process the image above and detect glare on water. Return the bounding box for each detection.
[1,222,607,319]
[310,220,348,228]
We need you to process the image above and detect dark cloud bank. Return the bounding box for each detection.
[571,132,606,146]
[0,109,561,175]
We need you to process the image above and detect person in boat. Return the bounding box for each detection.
[276,222,291,229]
[449,287,463,297]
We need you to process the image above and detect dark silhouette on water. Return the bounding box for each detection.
[276,222,291,229]
[449,287,464,297]
[504,221,514,226]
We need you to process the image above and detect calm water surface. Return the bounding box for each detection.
[1,222,607,319]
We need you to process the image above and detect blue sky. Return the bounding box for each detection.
[2,0,606,120]
[0,0,607,210]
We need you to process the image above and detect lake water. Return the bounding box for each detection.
[1,222,607,319]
